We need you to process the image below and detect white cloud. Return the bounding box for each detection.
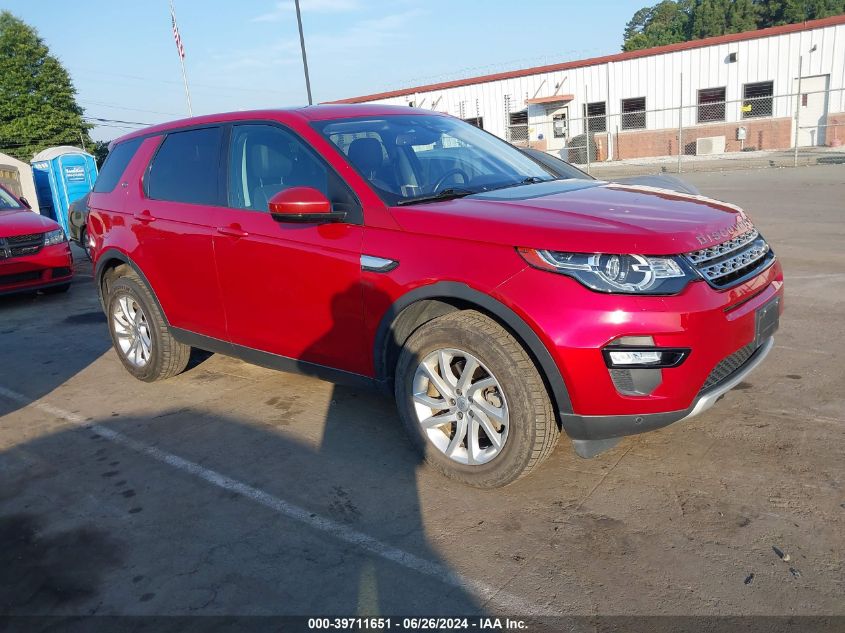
[225,7,426,72]
[252,0,360,23]
[308,8,426,51]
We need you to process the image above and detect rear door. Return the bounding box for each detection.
[132,126,227,339]
[213,122,366,374]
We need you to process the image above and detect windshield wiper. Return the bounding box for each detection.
[396,188,476,206]
[487,176,552,193]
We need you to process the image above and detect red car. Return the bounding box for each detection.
[88,106,783,487]
[0,184,73,296]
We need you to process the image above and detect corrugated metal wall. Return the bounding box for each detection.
[366,23,845,141]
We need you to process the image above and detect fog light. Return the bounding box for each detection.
[608,350,662,365]
[602,345,690,369]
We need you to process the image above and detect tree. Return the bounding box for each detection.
[88,140,110,167]
[622,0,845,50]
[623,0,693,51]
[0,11,91,162]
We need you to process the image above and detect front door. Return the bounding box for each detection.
[794,74,830,147]
[213,123,367,375]
[548,106,568,152]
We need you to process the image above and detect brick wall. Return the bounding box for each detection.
[610,117,793,159]
[826,112,845,146]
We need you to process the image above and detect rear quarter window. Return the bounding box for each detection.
[93,137,143,193]
[146,127,222,205]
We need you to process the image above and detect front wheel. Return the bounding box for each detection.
[106,271,190,382]
[394,310,559,488]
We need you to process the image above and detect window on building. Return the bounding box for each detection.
[146,127,222,205]
[621,97,646,130]
[462,117,484,129]
[742,81,774,119]
[697,87,726,123]
[552,112,568,138]
[508,110,528,126]
[507,109,528,144]
[584,101,607,133]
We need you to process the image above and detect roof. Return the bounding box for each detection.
[0,152,31,170]
[31,146,92,162]
[110,104,443,146]
[327,14,845,104]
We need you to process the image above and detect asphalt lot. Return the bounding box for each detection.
[1,166,843,623]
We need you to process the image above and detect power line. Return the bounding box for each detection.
[83,116,151,126]
[78,99,181,117]
[72,67,290,95]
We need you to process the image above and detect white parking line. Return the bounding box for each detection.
[0,385,555,616]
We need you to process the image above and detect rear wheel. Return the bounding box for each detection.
[106,271,190,382]
[395,310,559,488]
[81,227,93,261]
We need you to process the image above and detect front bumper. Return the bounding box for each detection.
[565,337,773,457]
[0,243,74,296]
[495,259,784,448]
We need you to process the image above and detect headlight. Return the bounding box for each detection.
[43,229,67,246]
[518,248,691,294]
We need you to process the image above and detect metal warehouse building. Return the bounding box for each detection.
[329,15,845,163]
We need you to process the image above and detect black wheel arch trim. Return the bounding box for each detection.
[373,281,575,418]
[94,249,169,325]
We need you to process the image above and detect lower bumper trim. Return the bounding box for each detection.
[561,337,775,449]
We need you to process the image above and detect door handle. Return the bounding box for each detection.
[133,210,156,223]
[216,225,249,238]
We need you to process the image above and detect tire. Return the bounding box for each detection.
[42,283,71,295]
[394,310,559,488]
[81,228,92,261]
[106,270,190,382]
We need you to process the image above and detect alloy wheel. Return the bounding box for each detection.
[412,348,509,465]
[111,293,152,368]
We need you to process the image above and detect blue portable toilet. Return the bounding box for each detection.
[31,146,98,234]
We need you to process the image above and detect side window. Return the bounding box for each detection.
[228,124,358,217]
[93,137,143,193]
[147,127,222,205]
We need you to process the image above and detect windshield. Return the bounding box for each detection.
[313,114,553,205]
[0,187,22,210]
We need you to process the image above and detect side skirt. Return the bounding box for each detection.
[170,327,378,391]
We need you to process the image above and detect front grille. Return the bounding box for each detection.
[0,233,44,260]
[685,228,774,289]
[6,232,43,244]
[610,368,636,393]
[0,270,42,285]
[700,342,756,392]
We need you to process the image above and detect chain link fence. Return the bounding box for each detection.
[521,86,845,178]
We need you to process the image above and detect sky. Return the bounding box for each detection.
[5,0,646,142]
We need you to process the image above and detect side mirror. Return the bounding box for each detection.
[268,187,346,224]
[19,196,31,209]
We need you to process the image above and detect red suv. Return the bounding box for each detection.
[88,106,783,487]
[0,184,73,296]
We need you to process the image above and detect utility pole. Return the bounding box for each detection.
[294,0,313,105]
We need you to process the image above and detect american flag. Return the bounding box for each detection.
[171,9,185,59]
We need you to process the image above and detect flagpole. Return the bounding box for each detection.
[169,0,193,116]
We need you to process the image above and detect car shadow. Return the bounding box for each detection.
[0,276,484,620]
[0,407,481,618]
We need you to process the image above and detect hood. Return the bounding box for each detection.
[0,208,61,237]
[389,180,751,255]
